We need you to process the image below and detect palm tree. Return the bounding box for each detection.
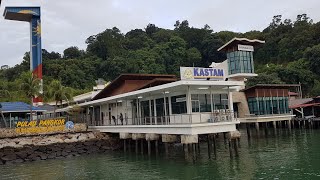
[20,71,41,121]
[47,80,73,117]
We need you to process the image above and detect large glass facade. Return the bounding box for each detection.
[227,51,254,75]
[191,94,228,113]
[248,97,289,115]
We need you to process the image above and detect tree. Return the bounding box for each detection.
[0,81,10,100]
[305,44,320,75]
[63,46,83,59]
[246,72,284,87]
[86,27,124,60]
[145,23,159,36]
[20,71,41,121]
[42,49,61,60]
[47,80,73,117]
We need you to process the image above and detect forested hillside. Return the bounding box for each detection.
[1,14,320,103]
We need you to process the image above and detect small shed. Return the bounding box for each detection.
[0,102,46,128]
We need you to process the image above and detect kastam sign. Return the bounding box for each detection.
[180,67,224,80]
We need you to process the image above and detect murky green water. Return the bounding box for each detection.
[1,128,320,180]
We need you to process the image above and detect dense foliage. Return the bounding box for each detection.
[1,14,320,103]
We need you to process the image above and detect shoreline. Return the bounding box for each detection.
[0,131,121,165]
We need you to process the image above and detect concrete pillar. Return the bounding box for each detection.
[162,134,178,143]
[165,143,169,155]
[135,140,138,153]
[132,133,145,154]
[233,139,239,157]
[246,123,251,139]
[162,134,177,156]
[227,86,234,112]
[181,135,198,144]
[273,121,277,135]
[184,143,189,157]
[128,139,132,152]
[228,140,233,158]
[140,139,144,155]
[192,143,196,159]
[155,140,159,155]
[120,133,132,139]
[145,133,159,156]
[146,133,160,141]
[147,140,151,156]
[273,121,277,129]
[213,134,217,158]
[255,122,260,131]
[207,134,211,158]
[132,133,145,140]
[227,130,241,140]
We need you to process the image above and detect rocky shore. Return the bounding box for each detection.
[0,132,121,165]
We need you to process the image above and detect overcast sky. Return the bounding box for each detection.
[0,0,319,67]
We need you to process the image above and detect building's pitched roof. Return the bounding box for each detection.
[92,74,177,100]
[0,102,46,113]
[217,37,265,52]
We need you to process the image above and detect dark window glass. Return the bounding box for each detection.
[171,95,187,114]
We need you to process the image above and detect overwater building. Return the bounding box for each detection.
[53,38,296,144]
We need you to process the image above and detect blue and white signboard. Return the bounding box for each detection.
[180,67,225,81]
[65,121,74,130]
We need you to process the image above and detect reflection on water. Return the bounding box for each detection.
[1,128,320,180]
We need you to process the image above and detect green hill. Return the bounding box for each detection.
[1,14,320,103]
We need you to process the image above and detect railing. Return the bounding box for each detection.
[88,110,237,126]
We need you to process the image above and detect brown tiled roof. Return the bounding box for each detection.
[92,74,177,100]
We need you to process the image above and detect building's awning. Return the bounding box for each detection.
[290,103,320,109]
[241,84,301,92]
[78,80,244,107]
[0,102,46,113]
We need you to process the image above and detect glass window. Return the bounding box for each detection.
[141,101,150,118]
[192,101,200,113]
[227,50,254,75]
[213,94,228,110]
[156,98,164,117]
[199,94,211,112]
[171,95,187,114]
[248,96,289,115]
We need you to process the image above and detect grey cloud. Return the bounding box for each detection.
[0,0,319,67]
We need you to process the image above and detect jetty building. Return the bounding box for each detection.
[49,38,296,146]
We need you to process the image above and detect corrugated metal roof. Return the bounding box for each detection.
[241,84,301,92]
[290,102,320,109]
[289,98,313,108]
[0,102,46,113]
